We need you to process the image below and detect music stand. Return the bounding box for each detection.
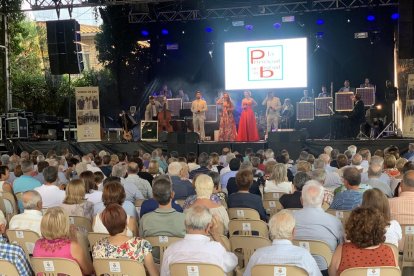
[179,109,193,133]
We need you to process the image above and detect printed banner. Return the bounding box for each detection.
[403,74,414,137]
[75,87,101,142]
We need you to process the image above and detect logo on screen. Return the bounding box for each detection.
[247,45,283,81]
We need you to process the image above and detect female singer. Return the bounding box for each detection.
[237,90,260,141]
[216,92,237,141]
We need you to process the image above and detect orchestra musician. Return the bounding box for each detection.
[191,90,208,141]
[339,80,354,92]
[346,92,366,138]
[318,85,329,98]
[300,89,313,102]
[176,89,190,102]
[281,98,295,129]
[145,96,163,121]
[360,78,375,88]
[262,91,282,135]
[153,84,172,98]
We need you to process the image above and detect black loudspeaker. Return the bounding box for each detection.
[46,20,84,75]
[167,132,199,144]
[399,0,414,59]
[267,129,308,143]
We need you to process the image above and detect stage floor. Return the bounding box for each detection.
[13,138,414,160]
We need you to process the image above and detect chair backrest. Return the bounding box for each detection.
[325,209,351,228]
[0,192,18,220]
[87,232,110,250]
[0,259,20,275]
[6,229,40,257]
[322,202,330,211]
[31,257,83,276]
[14,192,23,203]
[145,236,183,264]
[263,192,285,200]
[402,232,414,267]
[93,258,146,276]
[292,239,333,266]
[135,199,145,207]
[69,216,93,232]
[228,219,269,238]
[384,243,399,265]
[251,264,308,276]
[209,235,231,251]
[262,200,283,216]
[228,208,260,220]
[230,236,271,268]
[399,224,414,252]
[170,262,225,276]
[340,266,401,276]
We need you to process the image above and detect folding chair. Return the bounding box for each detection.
[145,236,183,264]
[170,262,226,276]
[262,200,283,216]
[135,199,145,215]
[0,192,18,221]
[325,209,351,228]
[230,235,271,268]
[31,257,83,276]
[340,266,401,276]
[174,199,186,208]
[292,239,333,266]
[93,258,146,276]
[6,229,40,257]
[0,259,20,275]
[384,243,399,265]
[251,264,308,276]
[228,208,260,220]
[87,232,110,250]
[402,233,414,270]
[399,224,414,252]
[228,219,269,238]
[69,216,93,232]
[263,192,286,200]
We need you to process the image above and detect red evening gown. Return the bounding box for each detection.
[237,98,260,141]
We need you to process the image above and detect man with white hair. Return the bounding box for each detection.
[366,164,393,197]
[0,211,32,274]
[168,162,195,199]
[161,205,237,276]
[359,148,371,171]
[324,146,333,156]
[313,159,342,191]
[347,145,357,156]
[124,162,152,199]
[244,210,321,276]
[264,149,275,164]
[360,156,390,185]
[350,153,364,171]
[219,152,236,176]
[82,155,103,173]
[294,181,344,273]
[9,190,43,236]
[319,153,336,173]
[0,154,9,166]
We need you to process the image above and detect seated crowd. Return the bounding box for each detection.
[0,144,411,275]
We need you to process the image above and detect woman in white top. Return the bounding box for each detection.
[92,181,138,237]
[80,171,103,205]
[264,163,292,194]
[361,188,402,247]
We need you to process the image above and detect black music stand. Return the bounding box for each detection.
[179,109,193,132]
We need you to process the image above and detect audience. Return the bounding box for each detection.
[330,167,363,210]
[60,179,94,220]
[389,170,414,225]
[226,162,261,196]
[13,160,42,212]
[264,163,292,193]
[366,162,393,197]
[161,205,237,276]
[244,210,321,276]
[124,162,152,199]
[221,158,240,191]
[0,165,13,193]
[189,153,211,179]
[279,172,311,209]
[79,171,103,205]
[33,207,94,275]
[9,190,43,236]
[167,162,195,200]
[328,207,396,276]
[35,166,65,208]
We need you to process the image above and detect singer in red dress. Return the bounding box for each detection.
[237,91,260,141]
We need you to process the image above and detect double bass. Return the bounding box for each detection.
[157,104,173,132]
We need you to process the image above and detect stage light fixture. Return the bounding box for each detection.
[367,15,375,22]
[273,22,281,29]
[347,19,351,23]
[316,19,324,25]
[391,13,399,20]
[205,27,213,33]
[245,24,254,31]
[161,29,169,35]
[141,29,149,36]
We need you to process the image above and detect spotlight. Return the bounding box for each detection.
[376,104,382,110]
[347,19,351,23]
[391,13,399,20]
[141,30,149,37]
[367,15,375,22]
[245,24,254,31]
[316,19,324,25]
[161,29,169,35]
[205,27,213,33]
[273,22,281,29]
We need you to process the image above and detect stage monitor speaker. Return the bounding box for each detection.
[167,132,199,144]
[399,0,414,59]
[46,19,84,75]
[268,129,308,143]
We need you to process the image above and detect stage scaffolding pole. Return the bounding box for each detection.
[0,12,11,111]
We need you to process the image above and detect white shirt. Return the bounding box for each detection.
[220,166,231,176]
[264,180,292,194]
[360,160,369,172]
[323,171,343,191]
[124,174,152,199]
[243,240,322,276]
[35,185,65,208]
[385,220,402,247]
[85,190,103,205]
[188,163,200,172]
[86,164,103,173]
[9,209,43,236]
[161,234,238,276]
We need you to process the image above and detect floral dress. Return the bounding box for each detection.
[92,237,152,263]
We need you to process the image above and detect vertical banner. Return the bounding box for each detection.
[75,87,101,142]
[403,74,414,137]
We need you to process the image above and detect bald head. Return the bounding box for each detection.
[127,162,139,174]
[302,181,324,208]
[22,190,42,210]
[319,154,330,165]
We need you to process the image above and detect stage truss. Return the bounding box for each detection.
[23,0,398,23]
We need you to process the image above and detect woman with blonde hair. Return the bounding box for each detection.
[33,207,94,275]
[60,179,94,220]
[264,163,292,194]
[179,161,190,180]
[184,174,229,234]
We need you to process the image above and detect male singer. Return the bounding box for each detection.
[262,91,282,135]
[191,91,208,140]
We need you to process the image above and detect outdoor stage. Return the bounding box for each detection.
[13,137,414,159]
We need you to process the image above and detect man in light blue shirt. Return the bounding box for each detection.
[244,210,321,276]
[294,181,344,272]
[330,167,363,210]
[220,158,240,190]
[13,160,42,212]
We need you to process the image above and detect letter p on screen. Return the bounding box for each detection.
[250,49,265,64]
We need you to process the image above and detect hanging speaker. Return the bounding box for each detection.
[46,19,84,75]
[399,0,414,59]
